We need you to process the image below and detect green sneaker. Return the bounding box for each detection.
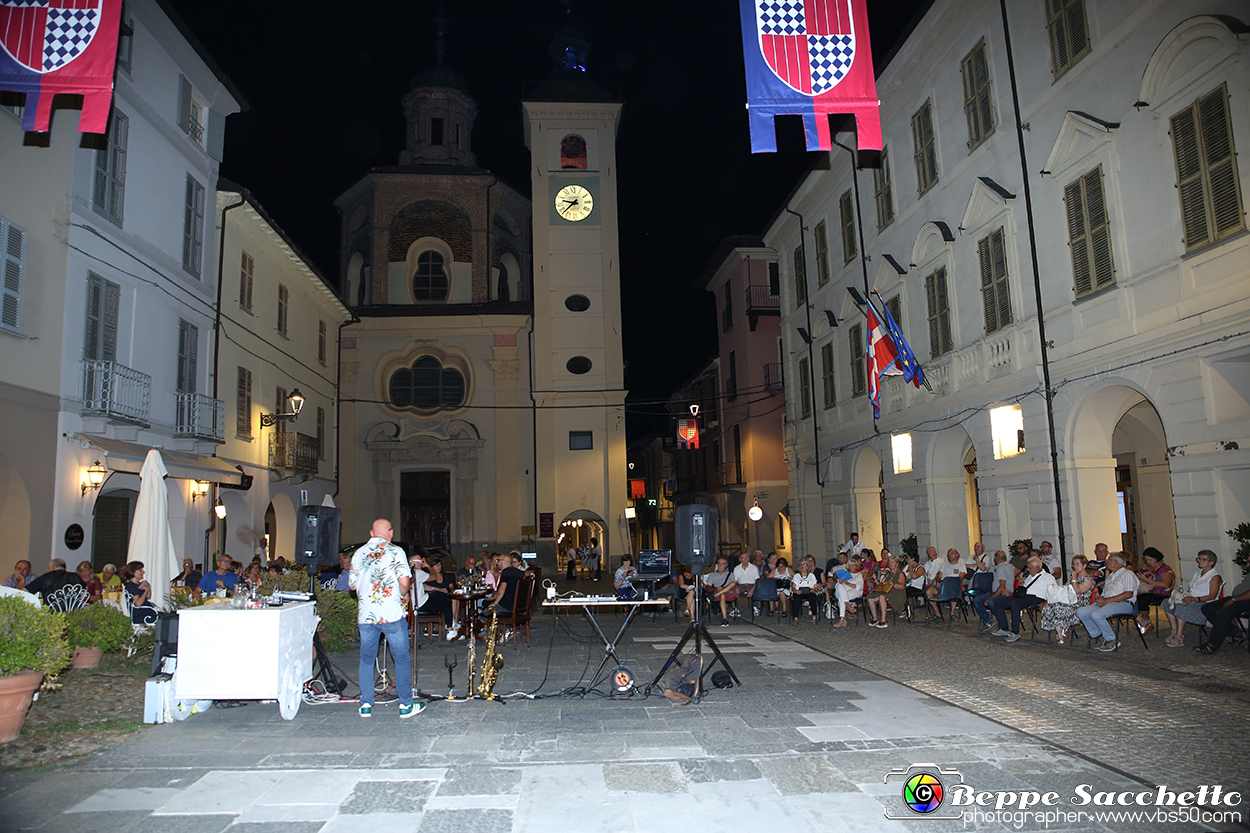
[1089,637,1104,650]
[399,702,425,719]
[358,704,372,718]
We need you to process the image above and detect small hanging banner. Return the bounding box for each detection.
[0,0,125,133]
[739,0,882,152]
[677,418,700,450]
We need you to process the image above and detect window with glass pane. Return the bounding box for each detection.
[413,251,449,301]
[389,356,465,409]
[93,111,127,226]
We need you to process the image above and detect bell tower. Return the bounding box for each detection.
[522,23,627,562]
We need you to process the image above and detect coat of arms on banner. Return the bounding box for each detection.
[0,0,105,73]
[754,0,857,96]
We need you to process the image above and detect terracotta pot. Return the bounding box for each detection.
[71,646,104,670]
[0,671,44,743]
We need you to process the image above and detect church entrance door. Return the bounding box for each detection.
[401,471,450,548]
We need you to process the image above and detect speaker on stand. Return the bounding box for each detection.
[295,505,345,694]
[649,504,740,693]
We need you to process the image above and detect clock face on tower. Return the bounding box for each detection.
[554,184,594,222]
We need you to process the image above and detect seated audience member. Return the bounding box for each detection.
[335,552,354,591]
[3,559,34,589]
[1040,554,1097,644]
[484,553,503,591]
[199,554,241,597]
[1133,547,1174,634]
[806,555,827,600]
[1162,549,1223,648]
[614,555,638,598]
[174,557,202,593]
[26,559,87,608]
[1076,552,1140,651]
[922,547,944,600]
[989,555,1056,642]
[831,555,865,627]
[243,563,264,588]
[99,563,121,590]
[1196,572,1250,655]
[459,555,480,582]
[772,557,793,617]
[966,542,988,574]
[1038,540,1062,578]
[487,555,525,618]
[732,551,760,614]
[867,554,905,628]
[975,551,1016,632]
[927,549,967,620]
[76,560,103,603]
[904,554,927,610]
[789,559,820,624]
[121,561,159,625]
[697,556,737,626]
[1009,541,1031,576]
[420,558,459,638]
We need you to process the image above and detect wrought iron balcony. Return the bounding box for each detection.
[175,392,225,441]
[81,360,150,425]
[269,431,319,474]
[745,285,780,331]
[764,363,784,392]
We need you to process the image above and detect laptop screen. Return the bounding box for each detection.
[636,549,672,577]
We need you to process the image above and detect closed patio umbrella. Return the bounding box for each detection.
[127,449,178,611]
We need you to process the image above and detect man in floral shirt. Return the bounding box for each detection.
[349,519,421,719]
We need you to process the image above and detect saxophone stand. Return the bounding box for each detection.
[443,608,506,704]
[647,581,740,694]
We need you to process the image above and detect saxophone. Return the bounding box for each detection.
[477,608,504,700]
[464,611,477,699]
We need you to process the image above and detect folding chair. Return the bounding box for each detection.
[750,577,780,622]
[928,577,966,624]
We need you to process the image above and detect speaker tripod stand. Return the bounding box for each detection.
[648,582,739,694]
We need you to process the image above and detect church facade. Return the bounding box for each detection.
[335,31,627,569]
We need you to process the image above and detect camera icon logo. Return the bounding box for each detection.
[883,764,965,820]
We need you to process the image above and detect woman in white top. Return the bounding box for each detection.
[789,560,819,624]
[1162,549,1223,647]
[772,556,794,618]
[832,555,865,627]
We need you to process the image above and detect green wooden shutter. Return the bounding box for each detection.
[1199,86,1244,240]
[1,218,24,332]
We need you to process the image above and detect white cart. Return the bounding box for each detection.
[174,601,318,719]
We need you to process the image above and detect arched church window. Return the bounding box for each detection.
[561,134,587,169]
[497,263,510,302]
[413,251,449,301]
[389,356,465,410]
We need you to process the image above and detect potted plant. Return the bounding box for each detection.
[65,603,133,669]
[0,596,71,742]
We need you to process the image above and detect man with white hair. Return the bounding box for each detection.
[1076,551,1139,652]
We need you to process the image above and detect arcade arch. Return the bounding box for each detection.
[852,446,884,553]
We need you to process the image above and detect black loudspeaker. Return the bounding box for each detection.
[151,613,178,678]
[674,504,718,569]
[295,505,341,567]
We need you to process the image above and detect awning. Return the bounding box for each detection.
[81,436,245,485]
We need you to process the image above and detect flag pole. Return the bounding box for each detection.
[832,134,875,432]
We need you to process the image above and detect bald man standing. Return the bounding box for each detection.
[349,519,421,719]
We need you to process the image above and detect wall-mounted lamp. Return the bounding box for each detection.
[214,499,227,520]
[192,480,210,501]
[81,460,106,495]
[260,388,305,428]
[748,497,763,522]
[689,403,699,417]
[624,506,636,519]
[821,310,839,328]
[628,462,635,470]
[797,327,812,344]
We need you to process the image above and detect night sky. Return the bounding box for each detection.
[166,0,929,437]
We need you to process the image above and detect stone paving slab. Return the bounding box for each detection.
[2,611,1248,832]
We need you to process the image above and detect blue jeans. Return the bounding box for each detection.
[973,592,997,625]
[358,619,412,707]
[1077,600,1134,641]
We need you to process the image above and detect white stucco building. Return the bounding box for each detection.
[770,0,1249,585]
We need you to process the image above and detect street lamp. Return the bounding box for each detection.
[81,460,106,495]
[260,388,305,428]
[192,480,210,501]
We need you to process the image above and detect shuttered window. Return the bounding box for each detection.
[1065,165,1115,298]
[1,216,25,333]
[236,367,252,436]
[886,295,902,328]
[798,358,812,419]
[1171,84,1245,252]
[839,190,856,262]
[93,111,127,226]
[1046,0,1089,78]
[912,99,938,195]
[873,147,894,229]
[275,386,287,434]
[239,251,254,311]
[961,39,995,151]
[813,221,830,286]
[317,407,326,460]
[83,273,120,361]
[849,323,866,396]
[318,320,327,364]
[176,319,198,393]
[820,341,836,409]
[182,175,205,276]
[977,228,1012,334]
[792,244,807,306]
[925,268,953,358]
[277,284,289,337]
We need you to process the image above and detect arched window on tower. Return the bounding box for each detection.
[496,262,510,302]
[413,251,449,301]
[561,134,587,170]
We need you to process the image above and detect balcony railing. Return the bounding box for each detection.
[745,285,780,331]
[764,362,784,392]
[175,392,225,441]
[81,360,150,425]
[269,431,319,474]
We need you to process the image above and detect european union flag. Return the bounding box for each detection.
[879,299,927,389]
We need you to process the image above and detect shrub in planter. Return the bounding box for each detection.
[258,571,317,597]
[316,590,358,653]
[65,604,133,653]
[0,596,71,678]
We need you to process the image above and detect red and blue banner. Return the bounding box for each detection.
[0,0,123,133]
[865,295,926,419]
[739,0,882,152]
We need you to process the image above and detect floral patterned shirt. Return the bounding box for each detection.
[349,537,411,625]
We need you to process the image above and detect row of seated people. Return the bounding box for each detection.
[0,556,166,627]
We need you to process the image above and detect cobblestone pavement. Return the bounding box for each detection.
[1,601,1247,833]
